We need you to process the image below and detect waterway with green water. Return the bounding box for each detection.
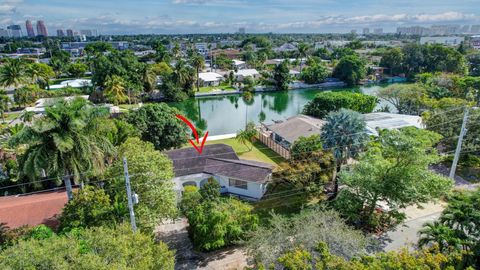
[170,84,393,136]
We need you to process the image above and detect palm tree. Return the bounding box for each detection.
[26,63,55,90]
[10,98,114,200]
[104,75,128,105]
[297,43,310,72]
[172,60,194,91]
[142,65,157,93]
[418,221,463,251]
[20,110,35,123]
[0,91,10,122]
[191,54,205,92]
[0,59,28,89]
[236,122,257,151]
[172,43,181,60]
[321,109,368,195]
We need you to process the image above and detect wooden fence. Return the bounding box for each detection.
[257,131,291,159]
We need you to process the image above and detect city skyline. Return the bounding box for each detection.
[0,0,478,34]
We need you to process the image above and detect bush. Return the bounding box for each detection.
[303,91,378,118]
[0,224,175,270]
[186,197,259,251]
[58,186,116,232]
[301,64,329,84]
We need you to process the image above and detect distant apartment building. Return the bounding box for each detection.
[16,47,46,56]
[238,27,246,34]
[419,36,465,46]
[459,25,470,33]
[471,35,480,50]
[350,29,357,34]
[57,29,65,37]
[36,20,48,37]
[0,28,9,38]
[430,25,460,35]
[79,29,98,37]
[195,42,216,56]
[396,26,429,36]
[373,28,383,34]
[66,29,74,37]
[25,20,35,37]
[219,40,242,47]
[7,25,22,38]
[362,28,370,35]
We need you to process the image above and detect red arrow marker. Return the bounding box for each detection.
[176,114,209,154]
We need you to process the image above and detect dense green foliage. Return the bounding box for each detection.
[105,137,177,231]
[126,103,187,151]
[333,128,453,231]
[303,91,377,118]
[300,63,329,84]
[0,224,175,270]
[419,188,480,268]
[332,55,366,86]
[58,186,116,232]
[246,208,367,268]
[273,60,291,91]
[181,182,259,251]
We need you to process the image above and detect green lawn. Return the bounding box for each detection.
[186,137,285,166]
[198,83,236,93]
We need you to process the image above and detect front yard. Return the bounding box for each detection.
[199,82,236,93]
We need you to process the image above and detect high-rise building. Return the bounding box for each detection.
[396,26,429,36]
[66,29,74,37]
[373,28,383,34]
[7,25,22,38]
[36,20,48,37]
[238,27,246,34]
[57,29,65,37]
[471,25,480,34]
[25,20,35,37]
[0,28,9,38]
[362,28,369,35]
[350,29,357,34]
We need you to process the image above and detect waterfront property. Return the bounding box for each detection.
[234,69,260,81]
[198,72,224,87]
[259,112,423,159]
[166,144,273,200]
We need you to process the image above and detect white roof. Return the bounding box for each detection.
[363,113,423,136]
[199,72,224,82]
[25,95,90,112]
[49,79,92,89]
[289,70,300,75]
[232,59,245,66]
[235,69,259,77]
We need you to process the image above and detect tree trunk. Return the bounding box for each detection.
[64,173,74,201]
[196,68,200,92]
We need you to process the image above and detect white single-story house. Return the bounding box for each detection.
[198,72,224,87]
[234,69,260,81]
[232,59,246,70]
[49,79,92,90]
[25,95,119,114]
[166,144,274,201]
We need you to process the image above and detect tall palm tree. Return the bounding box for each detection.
[172,60,194,91]
[142,65,157,93]
[191,54,205,92]
[20,110,35,123]
[104,75,128,105]
[0,59,28,89]
[172,43,181,60]
[26,63,55,90]
[297,43,310,72]
[321,109,368,196]
[10,98,114,200]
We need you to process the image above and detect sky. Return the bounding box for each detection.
[0,0,479,35]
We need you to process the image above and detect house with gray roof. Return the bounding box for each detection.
[166,144,273,200]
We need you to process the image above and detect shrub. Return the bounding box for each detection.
[303,91,378,119]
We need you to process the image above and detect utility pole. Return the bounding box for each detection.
[449,107,469,179]
[123,157,137,232]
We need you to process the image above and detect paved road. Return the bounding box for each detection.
[382,211,442,251]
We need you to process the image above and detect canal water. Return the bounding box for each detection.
[170,85,393,136]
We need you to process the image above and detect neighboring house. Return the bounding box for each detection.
[289,70,301,79]
[0,190,68,229]
[260,113,423,158]
[198,72,224,87]
[49,79,92,90]
[232,59,246,70]
[274,43,298,52]
[25,95,119,115]
[166,144,273,200]
[234,69,260,81]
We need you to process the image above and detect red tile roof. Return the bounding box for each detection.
[0,190,68,229]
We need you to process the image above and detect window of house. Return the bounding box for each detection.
[229,178,248,190]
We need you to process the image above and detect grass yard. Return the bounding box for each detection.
[203,138,285,166]
[198,83,236,93]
